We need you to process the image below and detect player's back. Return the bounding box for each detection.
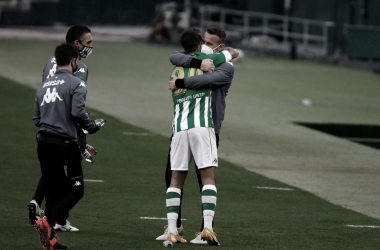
[36,69,85,139]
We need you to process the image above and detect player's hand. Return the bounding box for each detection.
[169,75,178,91]
[88,124,100,134]
[201,59,215,72]
[225,90,229,98]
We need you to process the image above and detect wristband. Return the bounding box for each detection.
[189,58,202,69]
[175,79,185,89]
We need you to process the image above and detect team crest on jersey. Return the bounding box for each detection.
[174,88,187,96]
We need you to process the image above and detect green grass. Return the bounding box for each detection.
[1,76,380,250]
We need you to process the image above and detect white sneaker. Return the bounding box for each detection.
[190,232,208,244]
[53,220,79,232]
[156,225,184,240]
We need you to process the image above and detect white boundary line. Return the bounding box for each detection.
[346,225,380,228]
[84,179,104,182]
[122,132,155,136]
[140,217,187,220]
[255,186,294,191]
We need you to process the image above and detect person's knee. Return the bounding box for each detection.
[200,167,216,186]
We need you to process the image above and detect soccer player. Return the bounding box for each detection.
[164,28,235,246]
[157,27,236,244]
[28,25,93,232]
[33,43,99,249]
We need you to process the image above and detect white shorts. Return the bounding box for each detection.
[170,127,218,171]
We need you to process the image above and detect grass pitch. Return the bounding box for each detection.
[1,76,380,249]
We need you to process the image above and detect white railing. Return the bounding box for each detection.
[199,5,335,56]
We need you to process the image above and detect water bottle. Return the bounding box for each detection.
[83,118,107,134]
[95,118,106,127]
[82,149,94,163]
[86,144,97,155]
[163,240,173,247]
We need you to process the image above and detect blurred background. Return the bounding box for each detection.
[1,0,380,68]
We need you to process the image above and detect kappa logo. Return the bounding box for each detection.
[74,181,81,186]
[40,87,63,106]
[79,82,86,88]
[78,68,85,73]
[213,158,218,163]
[46,64,57,79]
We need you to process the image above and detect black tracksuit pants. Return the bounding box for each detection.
[36,132,84,227]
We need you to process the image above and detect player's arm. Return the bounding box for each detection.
[32,96,41,127]
[170,50,215,72]
[42,63,48,82]
[170,62,234,91]
[71,80,98,133]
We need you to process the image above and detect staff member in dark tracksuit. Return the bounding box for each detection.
[28,25,93,232]
[33,43,99,249]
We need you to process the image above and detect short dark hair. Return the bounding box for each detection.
[206,27,226,44]
[180,28,203,54]
[66,25,91,44]
[55,43,79,66]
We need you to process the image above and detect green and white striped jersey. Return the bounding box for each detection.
[171,52,227,134]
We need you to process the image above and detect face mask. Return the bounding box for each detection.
[201,44,214,55]
[201,44,221,55]
[79,43,93,58]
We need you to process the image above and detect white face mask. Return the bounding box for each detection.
[201,44,222,55]
[201,44,214,55]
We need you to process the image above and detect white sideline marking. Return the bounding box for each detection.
[346,225,380,228]
[255,186,294,191]
[140,217,187,220]
[84,179,104,182]
[122,132,155,136]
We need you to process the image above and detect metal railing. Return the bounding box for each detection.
[199,5,335,56]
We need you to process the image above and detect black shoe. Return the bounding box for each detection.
[27,200,41,227]
[51,242,67,249]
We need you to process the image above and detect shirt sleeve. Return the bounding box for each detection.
[169,50,193,67]
[74,63,89,83]
[32,96,41,127]
[71,80,95,131]
[183,62,234,90]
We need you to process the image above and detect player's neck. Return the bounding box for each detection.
[58,65,73,72]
